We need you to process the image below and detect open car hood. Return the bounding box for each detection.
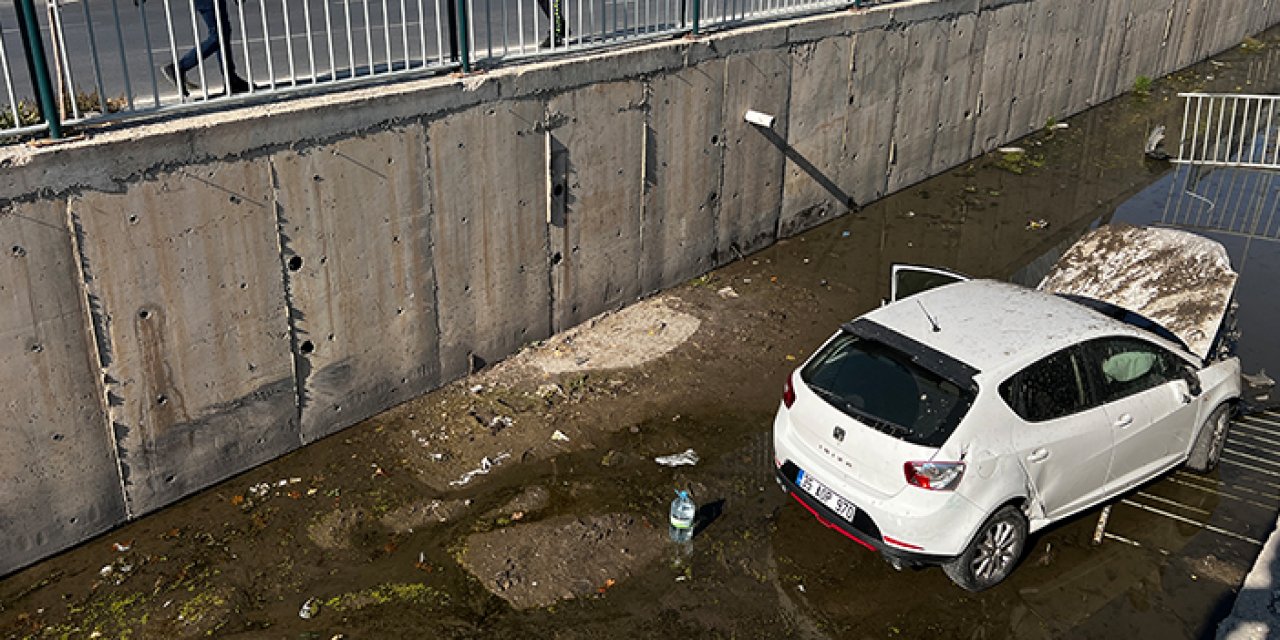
[1037,224,1238,361]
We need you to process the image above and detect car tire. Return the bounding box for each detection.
[1186,403,1232,473]
[942,505,1027,592]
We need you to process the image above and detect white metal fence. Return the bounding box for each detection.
[1,0,874,138]
[1163,91,1280,242]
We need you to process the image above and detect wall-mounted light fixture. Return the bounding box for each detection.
[744,109,775,129]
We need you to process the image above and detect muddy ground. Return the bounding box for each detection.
[4,28,1280,640]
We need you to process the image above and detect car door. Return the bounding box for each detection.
[1081,337,1201,493]
[1003,345,1115,520]
[890,265,968,302]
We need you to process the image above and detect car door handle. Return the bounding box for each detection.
[1114,414,1134,428]
[1026,448,1050,463]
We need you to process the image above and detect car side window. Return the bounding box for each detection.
[1082,337,1180,404]
[1000,347,1090,422]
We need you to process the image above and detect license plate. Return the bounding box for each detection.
[797,469,857,522]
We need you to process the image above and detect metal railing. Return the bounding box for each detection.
[1,0,874,140]
[1163,91,1280,242]
[1175,93,1280,170]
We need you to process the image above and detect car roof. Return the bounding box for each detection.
[861,279,1163,375]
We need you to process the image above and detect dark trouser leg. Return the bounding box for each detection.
[178,0,236,76]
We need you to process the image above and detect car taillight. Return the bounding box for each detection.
[903,461,965,491]
[783,374,796,408]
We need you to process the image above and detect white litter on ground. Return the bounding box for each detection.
[449,453,512,487]
[655,449,700,467]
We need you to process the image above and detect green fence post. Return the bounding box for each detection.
[455,0,471,73]
[13,0,62,139]
[691,0,700,35]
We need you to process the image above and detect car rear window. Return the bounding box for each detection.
[800,333,975,447]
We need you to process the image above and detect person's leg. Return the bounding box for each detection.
[214,0,237,76]
[177,0,218,74]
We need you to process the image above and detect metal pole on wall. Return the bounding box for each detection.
[455,0,471,73]
[13,0,62,139]
[691,0,699,35]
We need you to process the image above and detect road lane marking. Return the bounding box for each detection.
[1223,446,1280,470]
[1136,491,1210,515]
[1119,499,1263,546]
[1163,476,1279,510]
[1104,532,1171,555]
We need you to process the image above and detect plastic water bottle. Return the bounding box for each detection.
[669,489,696,543]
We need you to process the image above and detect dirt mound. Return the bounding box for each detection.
[459,513,664,609]
[511,296,700,375]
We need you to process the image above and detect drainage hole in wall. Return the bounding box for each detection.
[157,394,169,406]
[551,252,562,265]
[327,333,335,341]
[128,214,139,224]
[553,183,565,197]
[300,340,315,355]
[51,433,64,441]
[138,309,151,320]
[288,256,304,271]
[69,517,77,524]
[30,343,42,353]
[710,135,718,145]
[11,245,25,257]
[165,474,175,484]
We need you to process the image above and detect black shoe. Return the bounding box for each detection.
[161,63,197,96]
[228,74,251,95]
[538,31,566,48]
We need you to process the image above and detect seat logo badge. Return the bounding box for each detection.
[832,427,846,442]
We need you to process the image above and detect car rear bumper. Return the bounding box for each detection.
[774,462,955,566]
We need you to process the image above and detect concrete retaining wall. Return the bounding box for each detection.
[2,0,1278,575]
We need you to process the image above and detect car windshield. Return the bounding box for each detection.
[800,334,974,447]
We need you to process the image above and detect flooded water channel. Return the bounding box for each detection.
[6,27,1280,640]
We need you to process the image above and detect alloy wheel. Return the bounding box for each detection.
[971,520,1018,582]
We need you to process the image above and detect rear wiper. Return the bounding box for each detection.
[809,385,910,437]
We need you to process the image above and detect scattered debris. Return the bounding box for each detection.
[1243,369,1273,389]
[489,415,513,435]
[111,541,132,553]
[1052,122,1070,130]
[1145,124,1170,160]
[535,383,565,399]
[1026,219,1050,230]
[551,430,570,442]
[655,449,700,467]
[449,453,512,487]
[299,597,320,620]
[717,286,740,299]
[997,146,1025,154]
[470,384,485,394]
[841,230,851,238]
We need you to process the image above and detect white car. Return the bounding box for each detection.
[772,225,1242,591]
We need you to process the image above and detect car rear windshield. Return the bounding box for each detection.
[800,333,974,447]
